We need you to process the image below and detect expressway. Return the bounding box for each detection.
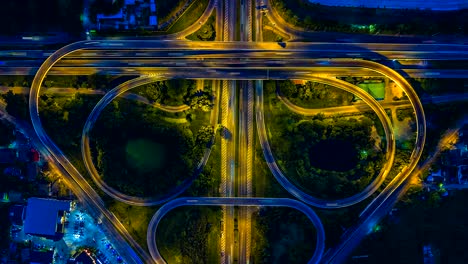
[238,0,254,263]
[146,197,325,264]
[4,66,467,79]
[28,40,427,263]
[219,1,237,263]
[3,42,468,59]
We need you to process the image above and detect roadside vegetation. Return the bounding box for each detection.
[278,80,355,108]
[0,75,115,90]
[262,13,288,42]
[351,189,468,263]
[106,201,156,252]
[90,79,213,197]
[135,79,213,109]
[1,91,29,120]
[156,0,190,27]
[252,207,316,263]
[350,93,468,262]
[166,0,210,34]
[264,80,385,200]
[271,0,467,35]
[156,207,221,264]
[186,12,216,41]
[1,77,218,251]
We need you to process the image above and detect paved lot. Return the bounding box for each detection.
[11,203,125,264]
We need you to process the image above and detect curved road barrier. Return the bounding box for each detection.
[81,76,216,206]
[256,76,395,208]
[146,197,325,264]
[29,40,425,263]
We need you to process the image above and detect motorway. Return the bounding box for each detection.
[238,0,254,263]
[8,0,463,262]
[2,41,468,59]
[146,197,325,264]
[219,1,237,263]
[27,39,429,263]
[2,42,468,79]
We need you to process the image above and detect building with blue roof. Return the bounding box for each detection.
[23,198,72,241]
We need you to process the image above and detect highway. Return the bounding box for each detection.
[146,197,325,264]
[4,66,468,79]
[28,47,152,263]
[2,42,468,60]
[219,1,237,263]
[27,39,429,263]
[238,1,254,263]
[321,61,427,262]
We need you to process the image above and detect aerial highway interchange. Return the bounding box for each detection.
[0,0,465,263]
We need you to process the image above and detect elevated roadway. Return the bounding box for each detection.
[81,76,216,206]
[29,40,426,263]
[146,197,325,264]
[256,76,395,208]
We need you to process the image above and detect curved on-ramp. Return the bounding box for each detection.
[29,40,425,264]
[146,197,325,264]
[81,75,215,206]
[256,76,396,208]
[255,59,425,210]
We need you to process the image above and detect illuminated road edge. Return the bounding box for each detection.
[81,75,216,206]
[256,76,396,208]
[146,197,325,264]
[29,40,426,263]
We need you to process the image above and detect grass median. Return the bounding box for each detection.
[166,0,210,34]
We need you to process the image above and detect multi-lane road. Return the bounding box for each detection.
[255,75,396,208]
[25,38,432,264]
[2,42,468,79]
[146,197,325,264]
[0,0,460,263]
[80,75,217,206]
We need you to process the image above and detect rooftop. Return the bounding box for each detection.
[24,198,71,238]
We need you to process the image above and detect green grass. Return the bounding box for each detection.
[156,207,221,263]
[271,0,467,35]
[261,14,287,42]
[125,139,167,173]
[162,116,188,124]
[352,190,468,263]
[108,201,157,252]
[166,0,210,34]
[186,11,216,41]
[157,0,187,26]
